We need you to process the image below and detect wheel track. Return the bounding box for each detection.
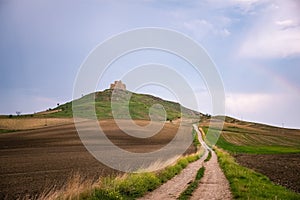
[139,125,232,200]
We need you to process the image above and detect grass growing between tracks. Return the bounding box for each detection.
[204,151,211,162]
[215,147,300,200]
[177,167,205,200]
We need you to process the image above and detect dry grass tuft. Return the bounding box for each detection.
[36,173,96,200]
[137,155,181,173]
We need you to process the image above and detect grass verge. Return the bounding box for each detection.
[43,153,202,200]
[192,129,200,148]
[177,167,205,200]
[215,147,300,200]
[91,154,200,200]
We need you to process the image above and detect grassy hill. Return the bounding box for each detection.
[44,89,201,121]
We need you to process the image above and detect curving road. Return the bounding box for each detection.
[139,124,209,200]
[140,124,232,200]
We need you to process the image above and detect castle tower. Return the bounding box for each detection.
[110,80,126,90]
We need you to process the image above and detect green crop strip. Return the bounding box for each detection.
[215,148,300,200]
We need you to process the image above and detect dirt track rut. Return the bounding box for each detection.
[139,150,208,200]
[140,126,232,200]
[191,150,232,200]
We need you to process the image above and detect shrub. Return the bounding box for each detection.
[117,173,160,198]
[87,189,123,200]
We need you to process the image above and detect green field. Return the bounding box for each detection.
[201,117,300,154]
[216,134,300,154]
[201,118,300,199]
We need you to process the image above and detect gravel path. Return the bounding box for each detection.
[139,125,208,200]
[191,150,232,200]
[139,125,232,200]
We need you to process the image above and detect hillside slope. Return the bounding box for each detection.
[45,89,201,121]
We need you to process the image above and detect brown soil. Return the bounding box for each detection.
[0,120,195,199]
[0,118,74,130]
[234,154,300,193]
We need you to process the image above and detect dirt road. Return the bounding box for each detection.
[191,150,232,200]
[139,125,209,200]
[190,127,232,200]
[140,125,232,200]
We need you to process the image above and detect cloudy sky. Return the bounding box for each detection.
[1,0,299,128]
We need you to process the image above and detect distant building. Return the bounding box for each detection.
[110,80,126,90]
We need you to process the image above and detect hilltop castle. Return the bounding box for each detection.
[110,80,126,90]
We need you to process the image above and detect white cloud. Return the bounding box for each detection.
[183,19,213,38]
[238,1,300,59]
[239,26,300,58]
[226,93,273,115]
[230,0,261,12]
[225,92,300,128]
[203,0,269,14]
[276,19,294,26]
[221,28,231,37]
[275,19,299,29]
[182,19,231,39]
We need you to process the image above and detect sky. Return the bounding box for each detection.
[0,0,300,128]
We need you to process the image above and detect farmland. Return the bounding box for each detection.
[200,116,300,193]
[1,90,300,199]
[0,119,196,199]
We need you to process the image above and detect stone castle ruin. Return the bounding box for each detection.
[110,80,126,90]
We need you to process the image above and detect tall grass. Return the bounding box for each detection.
[37,173,95,200]
[215,147,300,200]
[87,153,201,200]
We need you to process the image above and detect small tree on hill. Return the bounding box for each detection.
[16,111,21,116]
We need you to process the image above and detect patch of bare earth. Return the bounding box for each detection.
[191,151,232,200]
[235,154,300,193]
[0,118,74,130]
